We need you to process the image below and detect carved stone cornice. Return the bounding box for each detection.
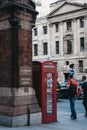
[0,1,38,15]
[0,1,38,28]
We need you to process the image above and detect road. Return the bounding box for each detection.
[0,99,86,130]
[57,99,85,120]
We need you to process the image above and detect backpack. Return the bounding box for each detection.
[68,81,77,97]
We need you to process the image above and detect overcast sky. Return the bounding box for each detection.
[36,0,87,6]
[40,0,57,6]
[36,0,57,17]
[36,0,87,17]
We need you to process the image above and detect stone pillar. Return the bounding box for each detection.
[60,22,63,56]
[84,16,87,51]
[73,18,78,55]
[0,0,41,127]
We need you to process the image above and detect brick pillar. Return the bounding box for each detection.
[0,0,41,127]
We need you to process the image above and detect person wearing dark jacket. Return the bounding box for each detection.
[67,75,78,120]
[81,76,87,117]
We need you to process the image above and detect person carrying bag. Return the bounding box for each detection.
[67,75,78,120]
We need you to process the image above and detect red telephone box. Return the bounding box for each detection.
[32,61,57,123]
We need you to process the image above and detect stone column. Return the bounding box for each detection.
[84,16,87,51]
[73,18,78,55]
[60,22,63,56]
[0,0,41,127]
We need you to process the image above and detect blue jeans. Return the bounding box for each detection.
[83,99,87,116]
[69,97,77,118]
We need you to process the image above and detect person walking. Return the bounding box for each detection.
[81,75,87,117]
[67,75,78,120]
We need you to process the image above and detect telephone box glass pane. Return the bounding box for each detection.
[45,72,54,115]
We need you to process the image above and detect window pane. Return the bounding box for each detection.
[56,41,59,54]
[43,42,48,55]
[80,37,84,52]
[55,23,59,32]
[67,20,72,30]
[34,28,38,36]
[79,60,83,73]
[67,40,72,54]
[43,26,47,34]
[34,44,38,56]
[66,61,69,65]
[80,18,84,28]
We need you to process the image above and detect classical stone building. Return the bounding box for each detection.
[32,0,87,82]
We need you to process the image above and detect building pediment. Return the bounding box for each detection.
[48,2,85,18]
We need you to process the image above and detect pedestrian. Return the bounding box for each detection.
[81,75,87,117]
[67,75,78,120]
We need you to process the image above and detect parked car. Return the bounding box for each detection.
[57,80,84,99]
[56,82,61,100]
[59,82,69,98]
[56,82,68,99]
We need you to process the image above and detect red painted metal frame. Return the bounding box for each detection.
[32,61,57,123]
[41,61,57,123]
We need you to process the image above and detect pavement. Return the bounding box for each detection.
[0,101,87,130]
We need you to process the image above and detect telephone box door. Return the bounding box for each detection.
[42,62,57,123]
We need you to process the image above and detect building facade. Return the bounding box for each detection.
[32,0,87,82]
